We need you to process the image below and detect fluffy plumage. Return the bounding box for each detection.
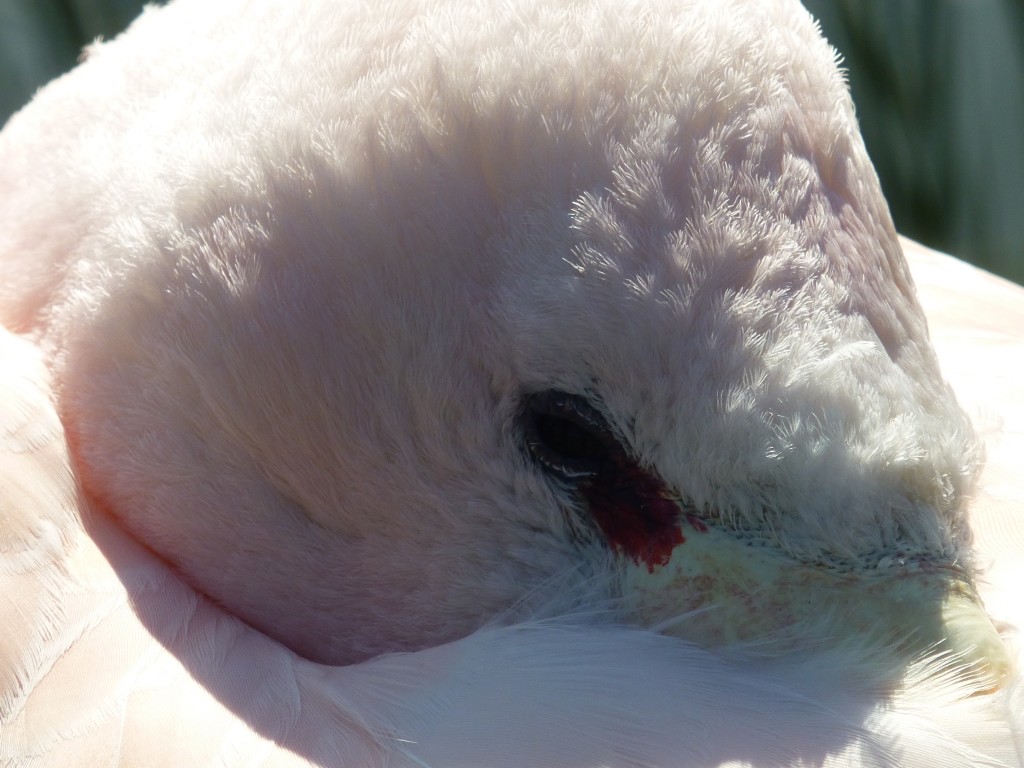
[0,0,1021,765]
[2,242,1022,767]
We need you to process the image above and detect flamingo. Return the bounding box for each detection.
[1,0,1021,765]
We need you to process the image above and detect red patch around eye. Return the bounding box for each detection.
[580,459,686,573]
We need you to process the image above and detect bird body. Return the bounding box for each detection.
[0,0,1021,765]
[2,242,1022,766]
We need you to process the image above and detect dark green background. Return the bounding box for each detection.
[3,0,1022,286]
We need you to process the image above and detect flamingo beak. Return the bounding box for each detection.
[620,517,1012,693]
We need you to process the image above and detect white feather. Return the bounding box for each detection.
[0,309,1021,766]
[0,0,1022,764]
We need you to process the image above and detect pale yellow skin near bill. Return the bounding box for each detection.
[1,238,1021,768]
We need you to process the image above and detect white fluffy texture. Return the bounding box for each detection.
[1,244,1022,767]
[1,0,1022,764]
[0,0,983,666]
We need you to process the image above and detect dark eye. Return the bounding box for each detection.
[522,390,614,479]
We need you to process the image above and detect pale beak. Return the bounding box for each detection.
[621,517,1012,692]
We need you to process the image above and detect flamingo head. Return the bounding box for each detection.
[2,0,1007,683]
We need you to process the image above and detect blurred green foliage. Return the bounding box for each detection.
[1,0,1022,285]
[0,0,146,116]
[804,0,1024,286]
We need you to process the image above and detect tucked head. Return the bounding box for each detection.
[0,0,1002,678]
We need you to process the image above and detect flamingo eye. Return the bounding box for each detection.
[522,391,614,479]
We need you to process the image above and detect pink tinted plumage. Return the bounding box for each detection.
[1,0,1022,764]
